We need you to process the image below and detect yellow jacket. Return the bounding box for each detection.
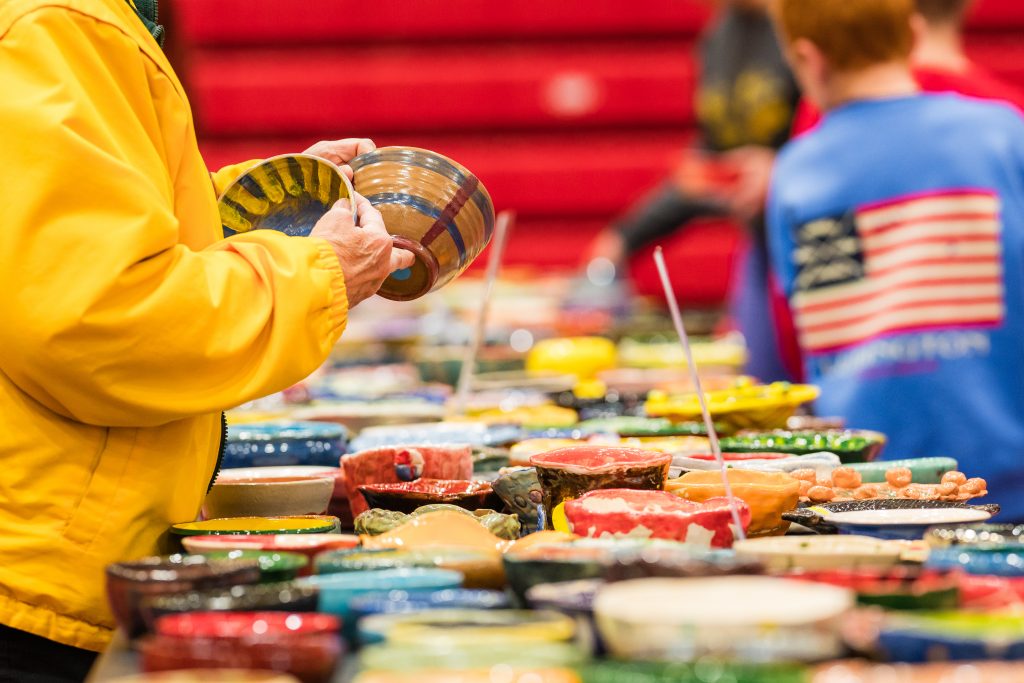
[0,0,348,651]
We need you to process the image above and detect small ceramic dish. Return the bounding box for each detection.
[594,576,854,662]
[666,469,800,537]
[196,550,308,583]
[358,509,514,554]
[356,478,500,514]
[525,579,605,655]
[182,534,358,563]
[787,568,960,611]
[733,535,904,572]
[719,430,886,463]
[223,421,348,469]
[204,475,334,519]
[341,445,473,517]
[218,153,354,238]
[492,466,543,527]
[304,568,463,620]
[141,581,319,631]
[645,382,820,433]
[356,641,585,673]
[873,612,1024,662]
[850,457,958,485]
[109,672,301,683]
[530,446,672,526]
[671,451,842,478]
[315,546,504,590]
[215,466,348,526]
[926,547,1024,577]
[172,516,340,537]
[349,589,510,644]
[783,500,1000,539]
[376,608,576,646]
[155,611,339,638]
[106,555,262,638]
[924,523,1024,550]
[503,544,610,604]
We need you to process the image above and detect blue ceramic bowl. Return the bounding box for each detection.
[926,547,1024,577]
[350,589,510,644]
[304,568,463,622]
[223,420,348,469]
[877,616,1024,662]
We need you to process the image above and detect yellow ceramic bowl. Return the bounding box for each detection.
[384,609,576,646]
[665,470,800,537]
[526,337,617,381]
[171,515,339,536]
[617,337,747,370]
[645,382,820,433]
[469,405,578,430]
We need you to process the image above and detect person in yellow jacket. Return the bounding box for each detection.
[0,0,415,679]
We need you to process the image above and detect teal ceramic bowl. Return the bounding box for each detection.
[197,550,308,583]
[850,457,959,485]
[304,568,463,621]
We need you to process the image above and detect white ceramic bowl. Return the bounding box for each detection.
[203,473,334,519]
[733,534,904,572]
[594,576,854,662]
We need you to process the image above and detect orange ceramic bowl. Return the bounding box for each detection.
[666,470,801,537]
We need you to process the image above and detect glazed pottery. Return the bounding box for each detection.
[733,535,904,572]
[350,589,510,644]
[316,546,505,589]
[594,576,854,662]
[141,581,319,631]
[783,501,999,540]
[563,489,750,548]
[578,416,707,438]
[305,567,463,620]
[672,451,841,477]
[873,612,1024,662]
[525,337,617,380]
[215,466,349,527]
[223,421,348,469]
[580,661,806,683]
[927,547,1024,577]
[141,612,341,683]
[720,429,886,463]
[788,568,960,611]
[356,478,500,514]
[503,544,610,604]
[357,641,585,673]
[617,335,747,371]
[349,146,494,301]
[666,469,800,537]
[812,661,1024,683]
[106,555,262,638]
[341,445,473,517]
[530,446,672,527]
[492,466,544,527]
[109,672,301,683]
[924,523,1024,550]
[195,550,308,583]
[171,516,340,537]
[850,457,958,484]
[218,154,354,237]
[291,401,445,432]
[182,534,359,565]
[204,475,334,519]
[354,505,519,540]
[350,422,521,452]
[467,404,579,430]
[359,509,510,553]
[378,608,575,646]
[525,579,604,655]
[645,382,820,433]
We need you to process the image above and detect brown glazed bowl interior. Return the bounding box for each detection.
[350,146,495,301]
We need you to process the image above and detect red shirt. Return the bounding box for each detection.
[777,62,1024,381]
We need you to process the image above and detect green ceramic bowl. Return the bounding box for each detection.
[171,515,340,537]
[196,550,309,582]
[579,661,807,683]
[849,457,959,484]
[719,429,886,463]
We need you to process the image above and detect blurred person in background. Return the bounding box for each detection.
[0,0,412,680]
[769,0,1024,520]
[584,0,799,382]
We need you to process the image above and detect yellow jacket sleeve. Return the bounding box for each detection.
[0,7,348,427]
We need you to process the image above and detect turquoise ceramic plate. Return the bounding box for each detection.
[218,153,354,237]
[849,457,959,484]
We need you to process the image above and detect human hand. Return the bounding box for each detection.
[310,193,415,307]
[303,138,376,181]
[721,145,776,221]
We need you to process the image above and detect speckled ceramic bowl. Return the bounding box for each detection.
[204,475,334,519]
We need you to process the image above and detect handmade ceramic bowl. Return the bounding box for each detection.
[356,479,500,514]
[359,509,511,553]
[315,546,504,590]
[873,612,1024,662]
[563,489,750,548]
[377,608,575,647]
[525,579,604,655]
[787,568,960,611]
[666,469,800,537]
[530,446,672,527]
[594,576,854,662]
[850,457,958,484]
[504,544,610,605]
[812,662,1024,683]
[578,416,707,438]
[109,672,301,683]
[492,466,544,527]
[645,382,820,433]
[223,421,348,469]
[204,475,334,519]
[291,401,445,433]
[172,516,340,537]
[580,661,806,683]
[218,154,354,237]
[142,612,342,683]
[185,550,308,583]
[141,581,320,632]
[733,535,904,572]
[354,505,520,540]
[721,429,887,464]
[525,337,617,381]
[926,547,1024,577]
[357,641,586,673]
[215,466,349,527]
[349,146,494,301]
[341,445,473,517]
[305,568,463,620]
[182,534,358,566]
[783,501,998,540]
[106,555,262,638]
[349,589,510,644]
[924,523,1024,550]
[671,451,841,477]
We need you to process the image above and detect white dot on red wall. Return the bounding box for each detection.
[542,71,603,118]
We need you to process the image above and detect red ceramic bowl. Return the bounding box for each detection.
[357,478,501,514]
[786,567,959,610]
[156,612,339,638]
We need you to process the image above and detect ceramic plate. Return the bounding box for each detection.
[219,153,353,237]
[828,508,991,526]
[182,533,359,555]
[734,535,903,571]
[171,516,340,537]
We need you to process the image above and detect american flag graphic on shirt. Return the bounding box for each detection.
[792,189,1006,354]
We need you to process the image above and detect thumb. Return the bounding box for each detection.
[390,247,416,272]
